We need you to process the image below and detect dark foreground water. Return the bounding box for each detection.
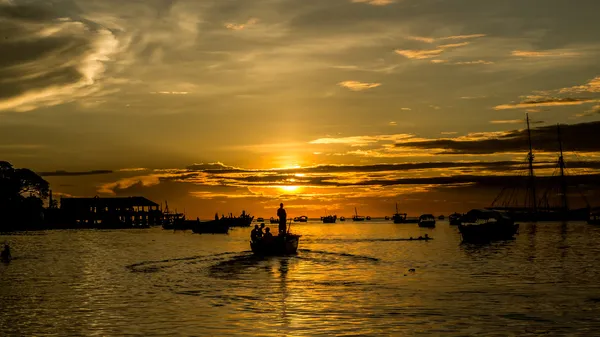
[2,221,600,336]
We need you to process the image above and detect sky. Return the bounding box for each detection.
[2,0,600,218]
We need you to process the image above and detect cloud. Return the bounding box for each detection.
[395,121,600,154]
[39,170,113,177]
[494,98,596,110]
[438,42,470,49]
[225,18,259,30]
[559,76,600,94]
[338,80,381,91]
[395,49,444,60]
[511,50,580,58]
[454,60,494,65]
[489,119,525,124]
[441,34,486,41]
[150,91,189,95]
[309,134,413,146]
[406,36,435,43]
[406,34,485,44]
[351,0,395,5]
[0,3,120,112]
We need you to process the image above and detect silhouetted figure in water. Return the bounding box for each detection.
[251,225,260,241]
[215,213,219,221]
[1,244,11,262]
[424,234,430,240]
[277,203,287,235]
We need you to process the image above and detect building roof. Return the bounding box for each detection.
[60,196,159,208]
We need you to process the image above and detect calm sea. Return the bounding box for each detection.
[2,221,600,336]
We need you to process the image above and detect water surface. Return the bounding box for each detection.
[2,221,600,336]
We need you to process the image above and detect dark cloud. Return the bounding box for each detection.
[0,3,117,111]
[39,170,113,177]
[395,121,600,154]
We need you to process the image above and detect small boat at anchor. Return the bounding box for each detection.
[293,215,308,222]
[269,217,279,224]
[322,215,337,223]
[449,212,463,226]
[458,209,519,243]
[352,207,365,221]
[192,220,229,234]
[418,214,436,228]
[339,216,346,221]
[256,217,265,223]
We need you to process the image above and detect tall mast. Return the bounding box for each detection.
[557,124,569,211]
[526,114,538,215]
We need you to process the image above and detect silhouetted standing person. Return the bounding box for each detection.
[277,203,287,235]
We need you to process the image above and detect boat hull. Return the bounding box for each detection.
[250,235,300,256]
[418,220,436,228]
[459,223,519,243]
[192,220,229,234]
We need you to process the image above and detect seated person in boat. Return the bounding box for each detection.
[263,227,274,243]
[251,225,261,241]
[259,223,265,236]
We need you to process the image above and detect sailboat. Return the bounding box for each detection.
[352,207,365,221]
[487,114,590,221]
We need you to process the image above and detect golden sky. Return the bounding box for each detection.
[1,0,600,218]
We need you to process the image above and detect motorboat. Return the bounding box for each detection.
[458,209,519,243]
[250,234,301,255]
[418,214,436,228]
[192,220,229,234]
[322,215,337,223]
[449,212,463,226]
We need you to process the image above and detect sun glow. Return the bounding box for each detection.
[279,185,300,192]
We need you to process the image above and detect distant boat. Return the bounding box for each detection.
[293,215,308,222]
[322,215,337,223]
[418,214,436,228]
[449,212,463,226]
[269,217,279,224]
[588,210,600,225]
[366,216,371,220]
[392,203,419,224]
[192,220,229,234]
[438,215,445,220]
[384,216,390,220]
[219,212,254,227]
[256,217,265,222]
[352,207,365,221]
[458,209,519,243]
[339,216,346,222]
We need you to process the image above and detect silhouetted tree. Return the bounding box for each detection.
[0,161,49,230]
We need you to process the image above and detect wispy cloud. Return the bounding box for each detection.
[511,50,580,58]
[489,119,525,124]
[454,60,494,65]
[559,76,600,94]
[225,18,259,31]
[338,80,381,91]
[309,134,413,146]
[0,3,121,112]
[150,91,190,95]
[351,0,395,5]
[406,34,486,44]
[438,42,470,49]
[395,49,444,60]
[494,98,596,110]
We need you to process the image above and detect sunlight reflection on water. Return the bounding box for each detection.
[2,221,600,336]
